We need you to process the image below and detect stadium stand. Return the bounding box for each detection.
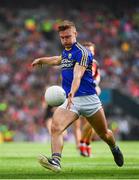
[0,0,139,141]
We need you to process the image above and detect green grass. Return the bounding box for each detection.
[0,141,139,179]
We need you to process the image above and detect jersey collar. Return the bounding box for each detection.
[65,42,77,51]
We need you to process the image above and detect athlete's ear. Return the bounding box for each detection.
[75,31,78,37]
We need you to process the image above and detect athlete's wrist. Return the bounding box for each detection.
[68,92,74,98]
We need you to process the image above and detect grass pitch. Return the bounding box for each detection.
[0,141,139,179]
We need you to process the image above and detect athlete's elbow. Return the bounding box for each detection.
[53,61,60,66]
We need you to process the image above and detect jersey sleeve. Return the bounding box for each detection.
[75,49,93,67]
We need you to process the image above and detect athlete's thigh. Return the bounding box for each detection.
[53,107,79,132]
[86,108,108,135]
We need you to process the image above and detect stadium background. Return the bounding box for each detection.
[0,0,139,143]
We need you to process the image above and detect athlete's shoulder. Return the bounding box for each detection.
[75,42,87,51]
[74,42,92,57]
[93,59,99,66]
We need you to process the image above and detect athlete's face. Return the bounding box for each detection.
[86,45,95,55]
[59,27,77,48]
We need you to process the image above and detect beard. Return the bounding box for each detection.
[64,43,72,48]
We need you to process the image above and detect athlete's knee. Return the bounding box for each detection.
[51,121,63,135]
[51,109,64,135]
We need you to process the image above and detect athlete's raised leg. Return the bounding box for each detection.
[38,107,79,172]
[51,107,79,153]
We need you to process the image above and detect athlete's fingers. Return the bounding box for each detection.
[31,62,38,67]
[32,59,40,66]
[31,61,43,68]
[66,96,74,109]
[66,99,70,109]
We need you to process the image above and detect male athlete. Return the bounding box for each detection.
[79,42,101,157]
[32,20,124,172]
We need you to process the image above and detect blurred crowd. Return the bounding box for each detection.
[0,1,139,142]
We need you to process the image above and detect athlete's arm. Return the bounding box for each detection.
[67,63,86,109]
[70,63,86,96]
[95,70,101,85]
[32,56,61,67]
[92,60,101,85]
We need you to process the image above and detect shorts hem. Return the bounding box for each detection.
[58,107,80,117]
[85,105,102,117]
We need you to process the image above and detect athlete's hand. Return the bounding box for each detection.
[31,58,43,68]
[66,92,74,110]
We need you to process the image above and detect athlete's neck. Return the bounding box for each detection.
[65,42,77,51]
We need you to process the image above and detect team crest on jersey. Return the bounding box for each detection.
[68,53,72,59]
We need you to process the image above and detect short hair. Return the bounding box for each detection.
[57,20,76,32]
[82,41,95,48]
